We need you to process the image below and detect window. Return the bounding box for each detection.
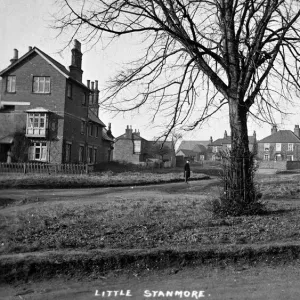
[133,140,141,154]
[95,126,98,138]
[276,143,281,151]
[264,143,270,151]
[87,147,93,163]
[0,105,15,113]
[65,143,72,163]
[28,142,47,161]
[93,148,97,163]
[288,143,294,151]
[6,75,16,92]
[33,76,50,93]
[275,154,281,161]
[80,120,85,135]
[89,94,93,106]
[67,82,72,98]
[89,124,93,136]
[79,145,84,163]
[226,144,231,149]
[287,155,294,161]
[82,92,87,106]
[213,146,218,153]
[26,113,47,137]
[264,154,269,161]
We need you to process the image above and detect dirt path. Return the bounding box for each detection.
[1,262,300,300]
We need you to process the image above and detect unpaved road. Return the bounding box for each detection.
[1,262,300,300]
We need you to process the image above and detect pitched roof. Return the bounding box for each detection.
[258,130,300,143]
[102,128,114,142]
[176,149,197,157]
[177,140,210,151]
[88,109,105,127]
[0,47,90,91]
[209,135,256,146]
[192,144,207,153]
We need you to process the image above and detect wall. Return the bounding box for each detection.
[258,161,287,170]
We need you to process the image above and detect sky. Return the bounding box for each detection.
[1,0,300,143]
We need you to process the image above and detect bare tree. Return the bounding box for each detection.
[53,0,300,212]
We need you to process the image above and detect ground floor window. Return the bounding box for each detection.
[65,142,72,163]
[28,142,47,161]
[79,145,84,163]
[93,148,97,163]
[87,147,93,163]
[287,155,293,161]
[264,154,269,161]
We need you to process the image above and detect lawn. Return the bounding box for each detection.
[1,173,300,256]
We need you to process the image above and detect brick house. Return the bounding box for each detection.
[113,126,175,166]
[0,40,113,164]
[257,125,300,161]
[208,130,257,160]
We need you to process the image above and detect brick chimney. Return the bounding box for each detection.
[294,125,300,137]
[125,125,133,138]
[271,125,277,135]
[10,49,18,64]
[69,39,83,82]
[210,136,213,144]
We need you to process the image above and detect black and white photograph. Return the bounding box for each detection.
[1,0,300,299]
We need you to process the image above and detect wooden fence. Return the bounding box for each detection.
[0,162,94,175]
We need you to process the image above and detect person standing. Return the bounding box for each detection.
[184,160,191,183]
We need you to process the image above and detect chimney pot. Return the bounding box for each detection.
[87,80,90,89]
[28,46,32,52]
[10,49,18,64]
[294,125,300,137]
[91,82,94,90]
[95,80,98,90]
[74,39,81,51]
[271,125,277,135]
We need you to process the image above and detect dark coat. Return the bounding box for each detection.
[184,163,190,178]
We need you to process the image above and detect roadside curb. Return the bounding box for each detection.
[0,176,211,190]
[2,242,300,283]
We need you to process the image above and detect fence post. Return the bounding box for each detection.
[23,163,26,174]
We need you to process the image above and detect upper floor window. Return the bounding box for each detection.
[33,76,50,93]
[67,82,72,98]
[6,75,16,93]
[80,120,85,135]
[82,92,87,106]
[79,145,84,163]
[26,113,48,137]
[264,143,270,151]
[95,126,99,138]
[288,143,294,151]
[276,143,281,151]
[213,146,218,153]
[134,140,141,154]
[89,124,94,136]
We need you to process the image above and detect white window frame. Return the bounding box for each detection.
[287,155,294,161]
[65,142,72,163]
[264,143,270,151]
[133,140,141,154]
[264,154,269,161]
[26,113,48,136]
[7,75,16,92]
[276,143,281,151]
[28,142,47,161]
[79,144,84,163]
[288,143,294,151]
[33,76,50,93]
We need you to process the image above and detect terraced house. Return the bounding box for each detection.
[0,40,114,163]
[257,125,300,161]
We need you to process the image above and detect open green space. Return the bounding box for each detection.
[1,173,300,283]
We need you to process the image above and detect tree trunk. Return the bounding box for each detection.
[227,97,254,205]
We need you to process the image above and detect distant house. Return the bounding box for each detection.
[208,130,257,160]
[176,140,209,161]
[257,125,300,161]
[113,126,176,166]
